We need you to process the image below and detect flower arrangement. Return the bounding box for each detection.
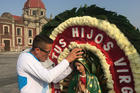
[49,16,140,93]
[41,4,140,93]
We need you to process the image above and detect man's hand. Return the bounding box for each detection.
[66,48,83,63]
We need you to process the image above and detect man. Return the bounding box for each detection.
[17,35,83,93]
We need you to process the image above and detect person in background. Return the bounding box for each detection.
[17,34,83,93]
[68,57,102,93]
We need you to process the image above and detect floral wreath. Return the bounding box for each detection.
[48,16,140,93]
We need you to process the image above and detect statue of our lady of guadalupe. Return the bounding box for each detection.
[68,57,102,93]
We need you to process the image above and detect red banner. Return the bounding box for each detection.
[50,26,135,93]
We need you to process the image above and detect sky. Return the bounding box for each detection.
[0,0,140,29]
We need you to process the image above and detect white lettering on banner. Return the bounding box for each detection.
[59,39,66,48]
[81,28,84,38]
[87,29,93,39]
[119,76,131,83]
[52,39,67,60]
[121,87,133,93]
[52,26,115,59]
[72,27,79,37]
[71,27,114,51]
[52,52,58,59]
[54,45,62,54]
[114,57,127,66]
[72,27,95,39]
[94,34,104,44]
[103,42,114,51]
[117,69,129,73]
[114,57,134,92]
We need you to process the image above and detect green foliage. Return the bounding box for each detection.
[40,4,140,54]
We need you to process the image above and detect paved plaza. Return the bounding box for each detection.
[0,52,20,93]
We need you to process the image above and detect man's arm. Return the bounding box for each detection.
[17,48,83,83]
[17,53,70,83]
[52,66,72,83]
[42,58,72,83]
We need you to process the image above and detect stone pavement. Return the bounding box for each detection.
[0,52,20,93]
[0,51,20,55]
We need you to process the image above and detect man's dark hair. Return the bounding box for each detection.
[31,34,53,51]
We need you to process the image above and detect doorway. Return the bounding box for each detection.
[4,40,10,51]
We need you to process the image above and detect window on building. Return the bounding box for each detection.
[33,10,37,16]
[41,11,44,15]
[28,38,33,45]
[28,29,33,37]
[4,26,9,35]
[26,10,28,15]
[16,28,22,36]
[17,37,22,45]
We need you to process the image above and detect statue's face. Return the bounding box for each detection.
[75,62,85,74]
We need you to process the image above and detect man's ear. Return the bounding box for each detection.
[34,48,40,54]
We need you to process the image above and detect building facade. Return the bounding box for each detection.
[0,0,51,52]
